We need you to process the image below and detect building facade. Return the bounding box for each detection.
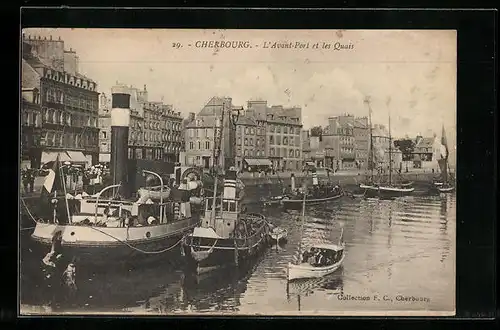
[22,34,99,168]
[21,88,43,168]
[183,97,234,169]
[98,84,182,163]
[353,117,369,169]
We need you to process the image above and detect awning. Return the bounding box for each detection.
[244,158,272,166]
[99,153,111,163]
[41,151,72,165]
[66,151,87,163]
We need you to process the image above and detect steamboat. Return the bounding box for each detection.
[181,100,270,275]
[28,87,200,268]
[281,171,343,210]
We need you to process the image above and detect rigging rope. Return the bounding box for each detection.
[86,226,187,255]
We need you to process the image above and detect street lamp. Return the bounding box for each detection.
[143,169,164,224]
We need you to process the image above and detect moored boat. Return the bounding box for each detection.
[287,242,345,281]
[282,171,343,210]
[182,168,270,274]
[437,185,455,193]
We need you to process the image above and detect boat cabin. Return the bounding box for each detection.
[201,169,244,238]
[301,244,344,267]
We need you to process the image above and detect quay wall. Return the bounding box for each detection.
[240,172,437,191]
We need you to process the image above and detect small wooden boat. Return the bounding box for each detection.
[400,181,414,188]
[437,185,455,193]
[282,192,342,209]
[262,195,284,206]
[361,184,415,198]
[137,186,171,200]
[288,241,345,281]
[269,226,287,243]
[433,181,444,187]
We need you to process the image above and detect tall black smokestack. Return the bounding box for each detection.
[111,86,131,198]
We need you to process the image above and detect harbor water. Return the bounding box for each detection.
[20,188,455,315]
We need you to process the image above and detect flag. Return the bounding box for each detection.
[441,125,449,159]
[40,154,61,200]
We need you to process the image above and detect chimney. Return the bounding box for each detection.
[110,85,132,198]
[144,84,147,91]
[223,168,237,200]
[50,35,52,40]
[58,36,61,41]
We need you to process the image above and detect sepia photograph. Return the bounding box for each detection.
[20,28,456,316]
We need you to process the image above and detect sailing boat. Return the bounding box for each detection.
[181,102,271,275]
[359,96,378,192]
[435,125,455,193]
[287,181,345,281]
[361,99,414,199]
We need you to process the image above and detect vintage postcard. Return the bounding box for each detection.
[20,28,456,316]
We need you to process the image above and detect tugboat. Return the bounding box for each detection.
[281,171,343,210]
[28,87,200,268]
[181,100,270,275]
[182,167,270,274]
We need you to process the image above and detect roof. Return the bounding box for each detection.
[244,158,271,166]
[416,137,435,148]
[185,116,218,128]
[236,115,257,126]
[197,96,230,117]
[21,59,41,89]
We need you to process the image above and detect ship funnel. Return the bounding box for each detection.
[111,86,131,198]
[223,168,237,199]
[312,170,319,186]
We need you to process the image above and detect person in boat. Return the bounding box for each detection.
[147,216,158,226]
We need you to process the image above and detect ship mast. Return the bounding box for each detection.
[210,102,225,223]
[388,109,392,186]
[364,96,374,181]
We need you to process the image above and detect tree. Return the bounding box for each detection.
[394,138,415,161]
[310,126,323,137]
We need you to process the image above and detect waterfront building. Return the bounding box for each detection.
[183,97,234,169]
[98,84,183,163]
[411,134,442,170]
[21,88,43,169]
[246,100,303,171]
[22,34,99,168]
[322,114,356,170]
[353,117,369,169]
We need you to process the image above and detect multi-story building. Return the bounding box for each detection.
[353,116,369,169]
[246,101,302,171]
[22,34,99,168]
[98,84,182,163]
[322,115,356,169]
[411,134,441,169]
[301,129,311,164]
[21,88,43,168]
[183,97,235,169]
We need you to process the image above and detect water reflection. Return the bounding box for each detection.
[20,191,456,314]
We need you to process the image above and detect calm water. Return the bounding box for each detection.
[20,190,455,315]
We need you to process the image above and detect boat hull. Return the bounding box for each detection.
[437,186,455,193]
[29,216,200,268]
[287,253,345,281]
[361,185,414,199]
[282,193,343,210]
[182,228,270,275]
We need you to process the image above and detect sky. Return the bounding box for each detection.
[23,28,456,144]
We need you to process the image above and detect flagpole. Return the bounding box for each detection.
[59,157,72,224]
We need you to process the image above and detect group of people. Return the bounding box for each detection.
[21,167,37,193]
[301,247,342,267]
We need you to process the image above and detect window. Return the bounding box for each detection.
[269,136,274,145]
[295,149,300,158]
[237,137,241,145]
[205,141,210,150]
[244,138,248,146]
[276,136,281,145]
[269,125,275,133]
[284,126,288,134]
[102,131,107,139]
[289,149,294,157]
[276,126,281,133]
[244,149,249,156]
[249,138,253,146]
[250,128,255,134]
[270,148,275,156]
[189,142,194,149]
[283,137,288,145]
[229,202,236,212]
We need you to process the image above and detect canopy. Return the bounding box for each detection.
[41,151,72,165]
[66,151,87,163]
[244,158,272,166]
[99,153,111,163]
